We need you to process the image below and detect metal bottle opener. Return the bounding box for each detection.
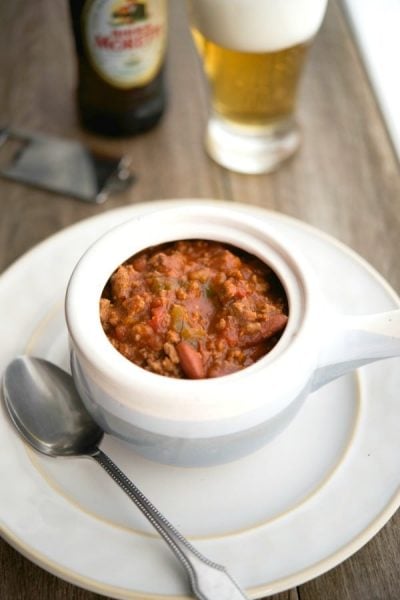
[0,127,135,203]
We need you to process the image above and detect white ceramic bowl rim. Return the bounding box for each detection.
[65,203,320,422]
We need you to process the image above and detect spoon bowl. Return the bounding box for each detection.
[3,356,103,457]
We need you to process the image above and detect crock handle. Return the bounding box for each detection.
[311,309,400,391]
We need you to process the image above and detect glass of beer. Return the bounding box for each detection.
[188,0,328,174]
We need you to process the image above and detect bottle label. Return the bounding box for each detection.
[84,0,167,89]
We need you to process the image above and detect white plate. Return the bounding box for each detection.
[1,200,400,599]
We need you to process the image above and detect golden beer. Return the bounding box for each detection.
[192,28,310,128]
[187,0,327,173]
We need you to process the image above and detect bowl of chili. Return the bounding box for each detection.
[65,201,400,466]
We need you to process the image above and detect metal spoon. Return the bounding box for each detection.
[2,356,248,600]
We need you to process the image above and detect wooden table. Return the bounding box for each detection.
[1,1,399,599]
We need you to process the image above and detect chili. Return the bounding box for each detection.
[100,240,288,379]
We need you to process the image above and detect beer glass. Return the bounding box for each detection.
[188,0,328,174]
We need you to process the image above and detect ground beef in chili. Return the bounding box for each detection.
[100,240,288,379]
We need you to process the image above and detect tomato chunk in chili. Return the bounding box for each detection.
[100,240,288,379]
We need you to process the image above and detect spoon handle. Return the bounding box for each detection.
[93,448,248,600]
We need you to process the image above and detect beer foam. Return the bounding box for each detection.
[189,0,328,53]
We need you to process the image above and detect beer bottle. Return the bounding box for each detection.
[69,0,168,136]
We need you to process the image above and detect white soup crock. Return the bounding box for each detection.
[65,203,400,466]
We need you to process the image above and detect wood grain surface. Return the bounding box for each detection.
[0,1,399,599]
